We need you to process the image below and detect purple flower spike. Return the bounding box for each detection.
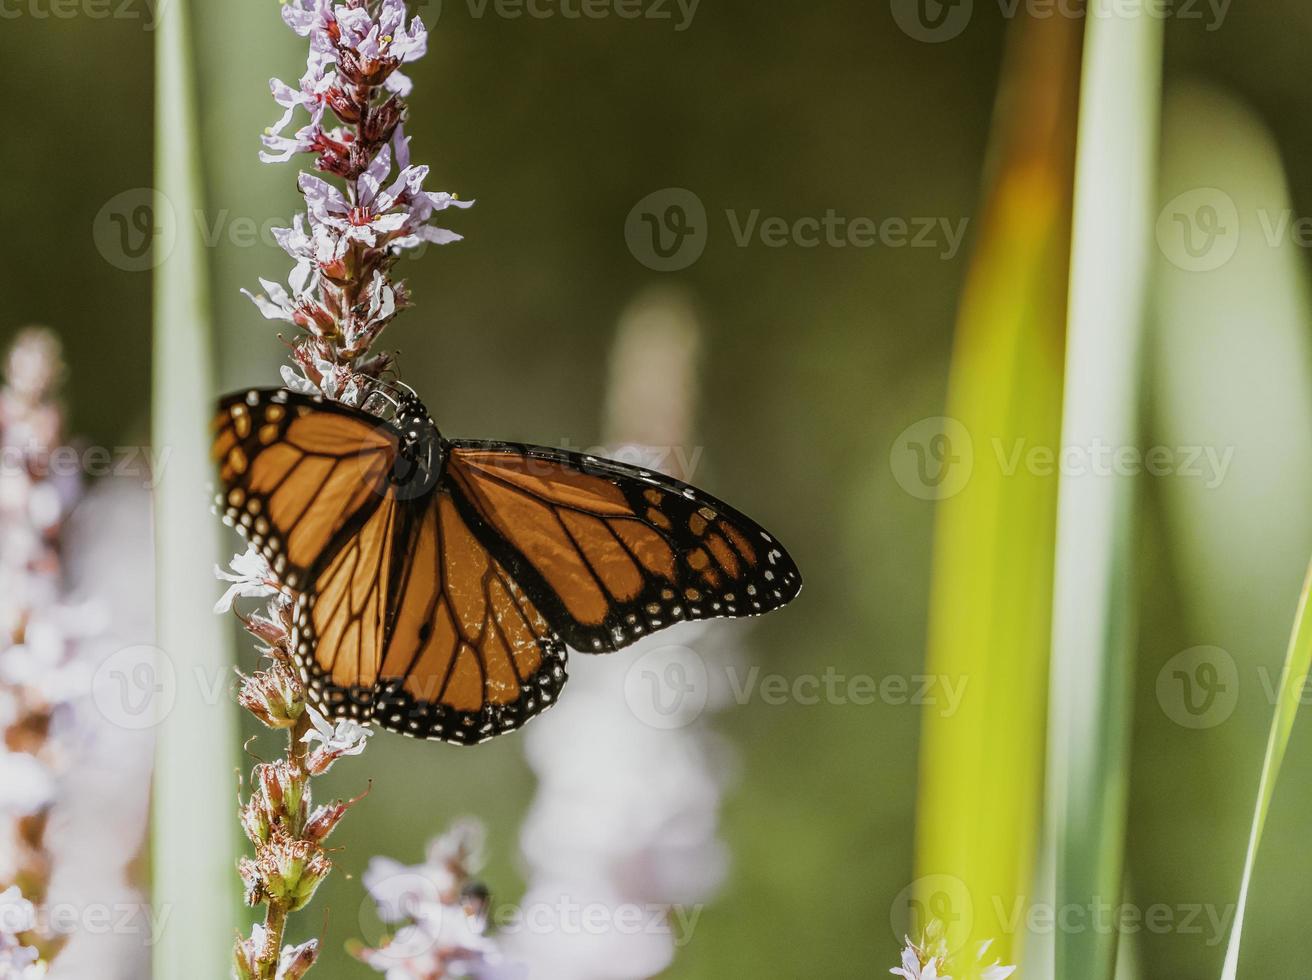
[244,0,470,402]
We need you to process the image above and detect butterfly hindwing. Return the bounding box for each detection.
[290,467,568,745]
[443,441,803,654]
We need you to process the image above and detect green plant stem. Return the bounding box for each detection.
[257,710,314,979]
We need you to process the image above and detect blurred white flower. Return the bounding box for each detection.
[0,755,54,819]
[0,887,43,976]
[0,329,79,975]
[0,331,155,979]
[358,821,524,980]
[506,293,728,979]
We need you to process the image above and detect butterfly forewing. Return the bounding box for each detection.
[443,442,803,654]
[212,389,397,589]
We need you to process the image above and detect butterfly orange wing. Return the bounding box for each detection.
[215,390,568,745]
[296,490,568,744]
[215,392,800,745]
[443,441,803,653]
[212,388,397,590]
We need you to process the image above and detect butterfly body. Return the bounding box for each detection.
[390,395,445,497]
[214,387,801,745]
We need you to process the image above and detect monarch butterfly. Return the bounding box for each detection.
[213,387,802,744]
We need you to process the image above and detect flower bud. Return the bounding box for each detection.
[304,801,349,843]
[324,84,361,123]
[240,597,292,649]
[233,932,259,979]
[255,759,308,833]
[238,662,304,729]
[240,793,271,846]
[304,784,369,843]
[278,938,320,980]
[259,835,332,912]
[363,96,404,146]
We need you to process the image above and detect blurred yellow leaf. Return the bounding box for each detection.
[912,13,1081,968]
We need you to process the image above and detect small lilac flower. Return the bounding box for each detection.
[214,547,281,614]
[301,705,372,774]
[260,121,324,165]
[268,66,335,139]
[974,941,1016,980]
[270,217,322,296]
[280,0,336,49]
[280,357,367,405]
[300,168,408,249]
[888,933,1015,980]
[333,0,429,96]
[271,215,350,293]
[278,938,320,980]
[890,938,945,980]
[241,276,310,324]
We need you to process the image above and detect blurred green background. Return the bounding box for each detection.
[4,1,1312,976]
